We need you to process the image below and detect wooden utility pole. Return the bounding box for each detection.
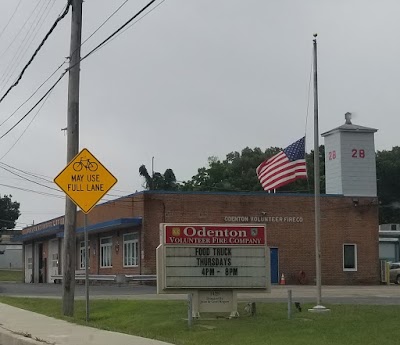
[63,0,82,316]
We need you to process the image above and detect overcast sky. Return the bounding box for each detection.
[0,0,399,229]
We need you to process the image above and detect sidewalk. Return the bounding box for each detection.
[0,303,174,345]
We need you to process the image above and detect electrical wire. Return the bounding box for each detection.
[0,0,165,141]
[0,163,54,184]
[0,0,132,106]
[0,0,148,140]
[0,0,49,88]
[0,0,23,42]
[0,0,43,60]
[79,0,157,63]
[77,0,131,54]
[0,0,130,127]
[0,0,72,105]
[100,0,167,50]
[0,183,64,199]
[0,70,67,140]
[0,60,66,127]
[0,163,62,192]
[0,89,54,161]
[0,0,57,93]
[0,0,167,203]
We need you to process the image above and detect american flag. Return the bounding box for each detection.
[256,137,307,191]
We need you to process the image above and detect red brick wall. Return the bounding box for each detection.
[141,192,379,285]
[84,227,141,276]
[74,195,143,275]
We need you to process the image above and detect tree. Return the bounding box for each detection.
[376,147,400,224]
[0,195,20,230]
[181,146,325,194]
[139,165,178,191]
[139,145,400,224]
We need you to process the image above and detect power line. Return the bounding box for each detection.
[0,162,53,184]
[0,0,133,107]
[0,0,146,138]
[0,163,62,193]
[0,0,49,88]
[0,70,67,140]
[0,0,166,141]
[0,0,42,60]
[101,0,167,50]
[0,89,54,160]
[0,0,72,105]
[80,0,158,63]
[0,0,23,42]
[0,60,66,127]
[77,0,131,53]
[0,0,131,128]
[0,0,57,93]
[0,182,64,199]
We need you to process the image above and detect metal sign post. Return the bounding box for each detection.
[85,213,89,322]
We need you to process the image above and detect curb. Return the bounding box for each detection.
[0,327,50,345]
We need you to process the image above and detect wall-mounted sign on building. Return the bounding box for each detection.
[54,148,117,213]
[224,215,304,223]
[157,223,270,317]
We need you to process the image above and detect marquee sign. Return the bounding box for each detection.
[157,224,269,290]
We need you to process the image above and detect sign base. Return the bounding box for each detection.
[192,290,238,318]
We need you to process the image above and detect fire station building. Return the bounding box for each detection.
[16,115,380,285]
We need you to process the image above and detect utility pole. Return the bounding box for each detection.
[63,0,82,316]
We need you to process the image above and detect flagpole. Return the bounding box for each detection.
[309,33,329,313]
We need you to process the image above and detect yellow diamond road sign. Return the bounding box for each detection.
[54,148,117,214]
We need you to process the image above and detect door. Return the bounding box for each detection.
[270,247,279,284]
[25,244,33,283]
[47,239,59,283]
[37,243,43,283]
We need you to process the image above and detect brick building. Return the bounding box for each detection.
[17,190,380,285]
[17,115,380,285]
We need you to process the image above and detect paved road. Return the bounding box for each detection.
[1,282,400,305]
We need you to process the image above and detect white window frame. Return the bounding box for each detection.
[51,253,59,268]
[343,244,357,271]
[27,257,33,270]
[79,241,90,269]
[123,233,139,267]
[100,237,112,268]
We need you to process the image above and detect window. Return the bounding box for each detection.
[79,241,90,269]
[52,253,58,268]
[27,257,32,270]
[100,237,112,268]
[123,233,139,267]
[343,244,357,271]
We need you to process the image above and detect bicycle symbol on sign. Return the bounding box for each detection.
[73,157,98,172]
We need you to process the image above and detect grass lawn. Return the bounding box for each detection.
[0,297,398,345]
[0,269,23,281]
